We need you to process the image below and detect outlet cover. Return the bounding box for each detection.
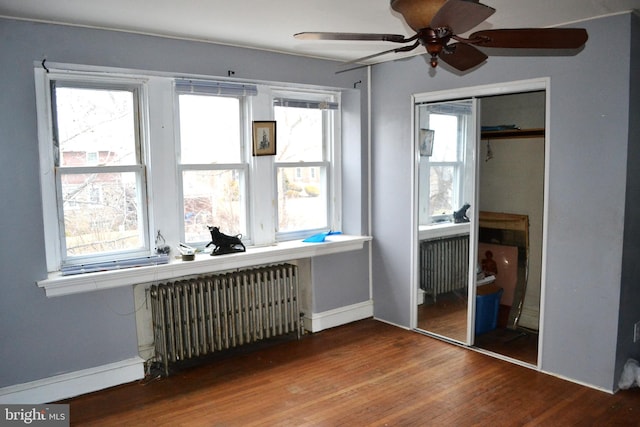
[634,321,640,343]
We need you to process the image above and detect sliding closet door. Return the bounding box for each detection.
[414,98,477,344]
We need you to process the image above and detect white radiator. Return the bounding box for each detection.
[420,234,469,302]
[150,263,300,376]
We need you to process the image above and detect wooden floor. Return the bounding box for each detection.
[417,292,538,364]
[474,327,538,365]
[417,292,468,342]
[62,319,639,426]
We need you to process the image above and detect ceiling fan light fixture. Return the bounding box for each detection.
[391,0,447,32]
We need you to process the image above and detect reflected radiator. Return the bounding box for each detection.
[150,263,300,376]
[420,234,469,302]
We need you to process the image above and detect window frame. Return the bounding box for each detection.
[36,69,152,270]
[272,89,341,241]
[174,89,252,246]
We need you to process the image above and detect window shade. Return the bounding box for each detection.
[273,98,339,110]
[175,79,257,96]
[419,101,472,115]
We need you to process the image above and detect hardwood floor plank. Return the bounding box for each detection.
[61,319,639,426]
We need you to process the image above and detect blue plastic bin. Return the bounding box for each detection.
[475,285,503,335]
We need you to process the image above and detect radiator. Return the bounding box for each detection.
[420,234,469,302]
[150,263,300,376]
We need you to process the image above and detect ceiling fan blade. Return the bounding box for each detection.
[430,0,495,34]
[294,32,410,43]
[438,42,488,71]
[470,28,588,49]
[340,41,421,66]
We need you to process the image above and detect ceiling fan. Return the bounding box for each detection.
[294,0,588,72]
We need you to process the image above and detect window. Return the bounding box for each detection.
[273,94,338,238]
[36,66,345,273]
[176,80,252,244]
[418,100,472,223]
[48,80,149,265]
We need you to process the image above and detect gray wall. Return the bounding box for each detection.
[0,18,369,388]
[371,13,637,391]
[313,248,370,313]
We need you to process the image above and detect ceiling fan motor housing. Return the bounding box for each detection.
[418,27,451,67]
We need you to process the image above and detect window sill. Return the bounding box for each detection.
[37,235,372,297]
[419,222,470,240]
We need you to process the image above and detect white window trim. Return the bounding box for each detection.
[247,88,276,246]
[35,67,60,270]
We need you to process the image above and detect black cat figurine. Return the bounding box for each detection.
[206,226,246,256]
[453,203,471,223]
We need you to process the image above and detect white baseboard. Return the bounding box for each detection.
[0,357,145,404]
[304,299,374,333]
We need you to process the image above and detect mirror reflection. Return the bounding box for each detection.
[473,91,545,365]
[415,99,474,343]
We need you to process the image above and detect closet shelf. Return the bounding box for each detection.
[481,128,545,140]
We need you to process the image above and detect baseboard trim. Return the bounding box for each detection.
[305,300,374,333]
[373,316,411,331]
[539,368,614,395]
[0,357,145,404]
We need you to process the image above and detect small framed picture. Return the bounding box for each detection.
[419,128,435,157]
[252,121,277,156]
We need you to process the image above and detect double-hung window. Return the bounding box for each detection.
[39,73,150,268]
[175,80,255,244]
[273,93,339,239]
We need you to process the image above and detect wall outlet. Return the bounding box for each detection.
[634,321,640,343]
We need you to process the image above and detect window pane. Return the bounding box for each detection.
[274,106,323,162]
[54,87,137,166]
[183,170,244,243]
[179,95,241,164]
[428,114,459,162]
[61,172,144,256]
[429,166,455,217]
[277,167,326,232]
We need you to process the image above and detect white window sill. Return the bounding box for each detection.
[38,235,372,297]
[419,222,470,241]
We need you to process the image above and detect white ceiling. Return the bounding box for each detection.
[1,0,638,64]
